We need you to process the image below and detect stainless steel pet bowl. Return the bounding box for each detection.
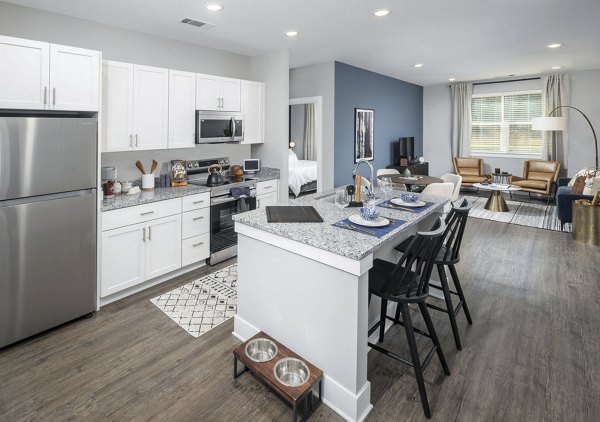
[274,357,310,387]
[245,338,278,362]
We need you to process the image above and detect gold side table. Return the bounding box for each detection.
[473,183,522,212]
[572,203,600,246]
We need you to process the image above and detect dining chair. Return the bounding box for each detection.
[440,173,462,202]
[376,168,406,190]
[368,217,449,419]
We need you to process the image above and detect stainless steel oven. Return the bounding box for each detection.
[196,112,243,144]
[209,186,257,265]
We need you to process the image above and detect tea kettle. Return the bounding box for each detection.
[206,164,224,186]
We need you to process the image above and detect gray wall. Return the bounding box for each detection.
[423,69,600,177]
[251,50,290,200]
[334,62,423,187]
[0,0,255,181]
[290,62,335,191]
[289,104,305,159]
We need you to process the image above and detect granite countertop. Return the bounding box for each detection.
[102,167,280,212]
[233,190,447,261]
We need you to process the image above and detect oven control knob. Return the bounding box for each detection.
[225,159,230,164]
[194,163,199,168]
[187,163,193,169]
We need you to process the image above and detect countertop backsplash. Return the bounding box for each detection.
[101,144,252,182]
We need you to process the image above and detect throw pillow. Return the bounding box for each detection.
[569,168,596,187]
[572,176,586,194]
[592,176,600,195]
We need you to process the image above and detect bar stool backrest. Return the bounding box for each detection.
[440,198,471,263]
[389,217,446,298]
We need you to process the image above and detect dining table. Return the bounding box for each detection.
[377,174,444,192]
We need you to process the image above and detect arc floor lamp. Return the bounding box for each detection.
[532,105,598,169]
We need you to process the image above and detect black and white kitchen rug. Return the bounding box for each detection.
[151,264,237,338]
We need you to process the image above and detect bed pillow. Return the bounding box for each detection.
[289,148,299,163]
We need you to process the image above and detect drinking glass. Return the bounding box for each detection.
[380,177,393,199]
[335,188,350,209]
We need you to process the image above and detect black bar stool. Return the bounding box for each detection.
[395,199,473,350]
[368,217,449,419]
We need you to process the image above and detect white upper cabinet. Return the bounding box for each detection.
[168,70,196,149]
[196,73,240,112]
[102,61,134,152]
[0,36,49,110]
[49,44,100,111]
[241,80,265,144]
[133,65,169,150]
[0,36,99,111]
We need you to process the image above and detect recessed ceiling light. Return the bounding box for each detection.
[413,63,424,68]
[551,66,562,70]
[547,43,562,48]
[373,9,391,17]
[205,3,223,11]
[448,78,456,82]
[285,30,299,37]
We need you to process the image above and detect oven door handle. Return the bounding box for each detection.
[211,196,239,205]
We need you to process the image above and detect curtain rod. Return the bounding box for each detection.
[473,77,540,86]
[449,77,541,87]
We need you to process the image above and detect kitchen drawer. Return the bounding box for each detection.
[102,198,181,231]
[182,192,210,212]
[257,179,278,196]
[182,233,210,267]
[182,208,210,239]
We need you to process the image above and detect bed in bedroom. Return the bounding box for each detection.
[288,149,318,197]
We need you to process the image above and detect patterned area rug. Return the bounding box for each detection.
[151,264,237,338]
[463,194,571,233]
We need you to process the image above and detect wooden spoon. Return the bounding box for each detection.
[150,159,158,174]
[135,160,146,174]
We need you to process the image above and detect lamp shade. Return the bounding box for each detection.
[532,116,566,131]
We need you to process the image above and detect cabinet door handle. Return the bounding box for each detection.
[148,226,152,241]
[192,242,204,247]
[217,97,221,108]
[129,134,133,148]
[135,134,139,147]
[193,200,204,205]
[142,227,146,242]
[52,88,56,106]
[43,87,47,105]
[193,216,204,221]
[140,211,154,216]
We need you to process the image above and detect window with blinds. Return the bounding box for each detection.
[471,90,542,155]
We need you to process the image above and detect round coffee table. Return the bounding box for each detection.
[473,183,522,212]
[378,174,444,192]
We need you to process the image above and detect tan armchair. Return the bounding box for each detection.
[453,157,486,186]
[510,160,561,202]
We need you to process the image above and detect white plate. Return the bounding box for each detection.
[348,214,390,227]
[391,198,427,208]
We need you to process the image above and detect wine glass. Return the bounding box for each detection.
[335,188,350,209]
[380,177,393,199]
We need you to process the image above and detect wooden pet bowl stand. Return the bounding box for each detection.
[233,331,323,422]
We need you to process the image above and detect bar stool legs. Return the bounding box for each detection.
[449,264,473,324]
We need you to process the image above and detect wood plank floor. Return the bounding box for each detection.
[1,218,599,421]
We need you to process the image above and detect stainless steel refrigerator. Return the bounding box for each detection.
[0,116,97,349]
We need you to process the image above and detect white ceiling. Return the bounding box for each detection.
[4,0,600,86]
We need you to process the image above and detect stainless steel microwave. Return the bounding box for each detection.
[196,112,243,144]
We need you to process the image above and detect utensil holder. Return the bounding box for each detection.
[141,174,155,191]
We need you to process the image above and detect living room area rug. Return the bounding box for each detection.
[462,194,572,233]
[151,264,237,338]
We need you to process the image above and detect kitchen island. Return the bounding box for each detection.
[232,190,448,421]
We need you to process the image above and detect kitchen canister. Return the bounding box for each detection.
[141,174,155,191]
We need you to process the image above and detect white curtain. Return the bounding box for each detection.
[542,74,571,174]
[303,103,317,161]
[450,83,473,160]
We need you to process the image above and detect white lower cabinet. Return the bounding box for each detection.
[101,222,146,297]
[145,215,182,280]
[256,180,279,209]
[101,194,211,300]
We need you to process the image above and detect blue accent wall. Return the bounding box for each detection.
[334,61,423,187]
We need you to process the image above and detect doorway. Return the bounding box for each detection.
[288,96,323,196]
